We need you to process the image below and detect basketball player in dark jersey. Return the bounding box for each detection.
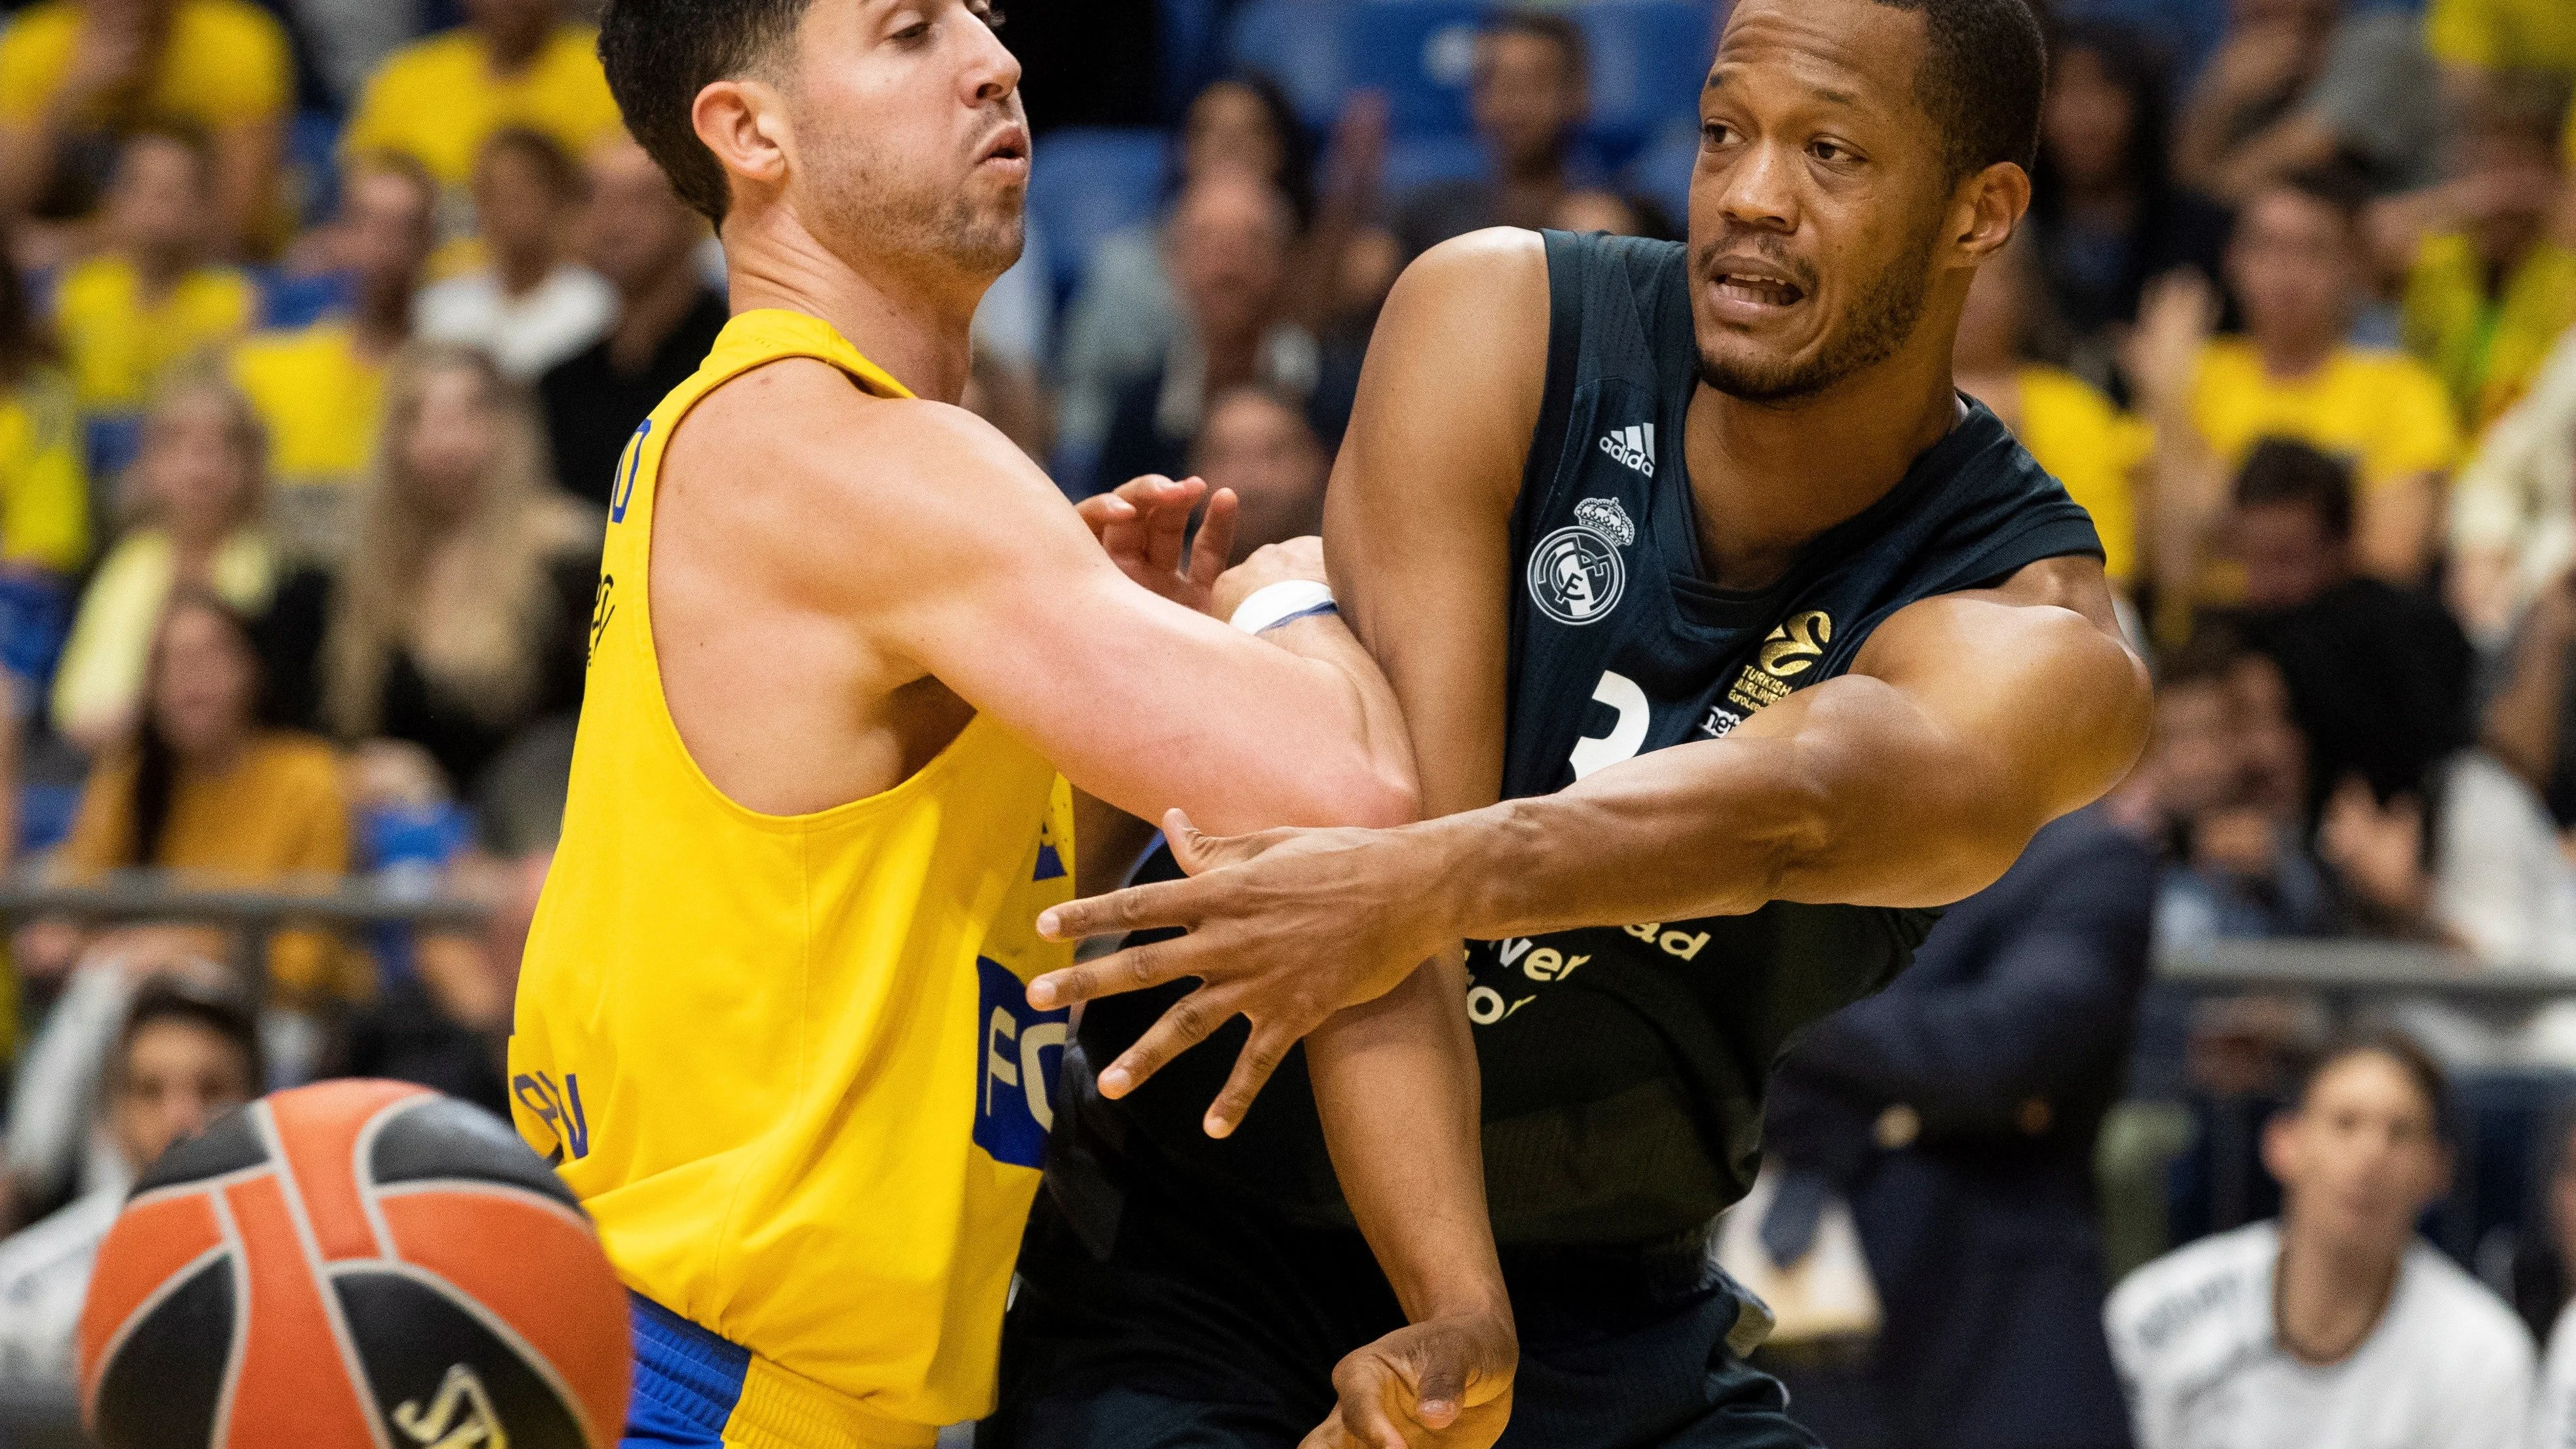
[987,0,2153,1445]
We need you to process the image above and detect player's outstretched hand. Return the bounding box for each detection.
[1299,1313,1517,1449]
[1029,809,1449,1136]
[1074,473,1240,615]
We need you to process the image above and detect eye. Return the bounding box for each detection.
[1808,139,1854,163]
[1701,120,1739,147]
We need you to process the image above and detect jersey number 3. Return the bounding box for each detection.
[1570,670,1650,780]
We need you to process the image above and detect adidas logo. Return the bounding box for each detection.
[1599,423,1656,476]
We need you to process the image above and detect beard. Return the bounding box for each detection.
[797,103,1027,281]
[1695,226,1939,404]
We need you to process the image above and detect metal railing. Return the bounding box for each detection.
[0,869,492,990]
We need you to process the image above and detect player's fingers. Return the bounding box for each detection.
[1202,1024,1296,1138]
[1403,1330,1469,1429]
[1328,1354,1414,1449]
[1027,931,1202,1015]
[1191,490,1240,590]
[1099,986,1233,1099]
[1145,476,1205,576]
[1033,875,1203,949]
[1073,491,1137,539]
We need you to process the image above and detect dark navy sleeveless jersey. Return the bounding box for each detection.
[1059,229,2102,1251]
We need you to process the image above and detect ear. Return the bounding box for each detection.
[1949,160,2031,267]
[2259,1107,2299,1186]
[691,77,792,205]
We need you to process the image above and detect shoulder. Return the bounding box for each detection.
[540,24,608,80]
[55,255,124,307]
[252,732,348,781]
[2398,1243,2536,1373]
[671,359,1053,542]
[180,0,289,53]
[0,2,76,59]
[2109,1222,2272,1345]
[364,29,475,94]
[231,322,347,377]
[2018,366,2117,425]
[2342,345,2451,397]
[1378,229,1552,375]
[0,1189,115,1283]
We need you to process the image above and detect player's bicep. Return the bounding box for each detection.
[1326,230,1547,817]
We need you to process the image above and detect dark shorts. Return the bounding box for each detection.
[981,1127,1820,1449]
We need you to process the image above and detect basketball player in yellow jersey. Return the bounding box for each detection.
[508,3,1517,1448]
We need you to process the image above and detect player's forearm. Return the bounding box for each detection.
[1306,955,1513,1326]
[1251,612,1420,818]
[1403,695,2062,943]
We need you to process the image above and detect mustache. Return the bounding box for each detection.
[1692,231,1818,292]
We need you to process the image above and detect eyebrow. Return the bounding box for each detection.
[1702,66,1866,111]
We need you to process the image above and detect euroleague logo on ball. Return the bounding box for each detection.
[1528,497,1635,626]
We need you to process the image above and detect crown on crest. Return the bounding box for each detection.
[1574,497,1636,547]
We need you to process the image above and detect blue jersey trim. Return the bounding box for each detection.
[623,1294,750,1446]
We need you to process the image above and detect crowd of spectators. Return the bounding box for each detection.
[0,0,2568,1442]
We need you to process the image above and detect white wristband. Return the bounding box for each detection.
[1229,579,1338,635]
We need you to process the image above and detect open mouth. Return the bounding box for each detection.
[1711,272,1806,307]
[979,128,1031,167]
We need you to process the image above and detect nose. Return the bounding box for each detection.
[1702,136,1798,237]
[964,4,1023,107]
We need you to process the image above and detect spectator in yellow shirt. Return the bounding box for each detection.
[341,0,622,229]
[228,157,436,559]
[50,130,256,417]
[2423,0,2576,162]
[0,259,86,585]
[54,589,359,1004]
[1952,236,2150,598]
[2398,86,2576,435]
[0,0,290,258]
[2131,168,2463,597]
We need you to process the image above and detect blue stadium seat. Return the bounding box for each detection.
[1228,0,1355,127]
[286,110,345,231]
[1380,133,1489,197]
[255,269,354,331]
[1160,0,1229,122]
[1026,128,1172,305]
[1575,1,1716,166]
[1348,1,1488,137]
[18,782,82,857]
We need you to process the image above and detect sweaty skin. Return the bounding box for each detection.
[658,3,1515,1445]
[1032,0,2156,1127]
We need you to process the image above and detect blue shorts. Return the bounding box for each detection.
[621,1295,751,1448]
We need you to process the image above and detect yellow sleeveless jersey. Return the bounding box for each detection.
[510,309,1076,1444]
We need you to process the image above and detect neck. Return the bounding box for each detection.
[2274,1221,2403,1366]
[1684,338,1962,590]
[355,280,413,358]
[480,24,547,75]
[128,243,192,293]
[180,732,252,780]
[493,245,554,298]
[1202,324,1264,394]
[607,259,709,375]
[721,206,986,404]
[2256,325,2339,380]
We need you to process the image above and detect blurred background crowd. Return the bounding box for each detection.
[0,0,2569,1443]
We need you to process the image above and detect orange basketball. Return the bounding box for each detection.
[76,1079,630,1449]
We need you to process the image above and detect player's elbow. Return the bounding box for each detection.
[1300,761,1422,831]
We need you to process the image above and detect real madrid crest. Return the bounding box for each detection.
[1528,497,1636,626]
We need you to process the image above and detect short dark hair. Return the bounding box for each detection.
[2266,160,2374,230]
[2294,1028,2449,1139]
[599,0,816,224]
[1868,0,2048,179]
[479,125,583,205]
[118,975,265,1094]
[1482,10,1588,85]
[2234,437,2356,544]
